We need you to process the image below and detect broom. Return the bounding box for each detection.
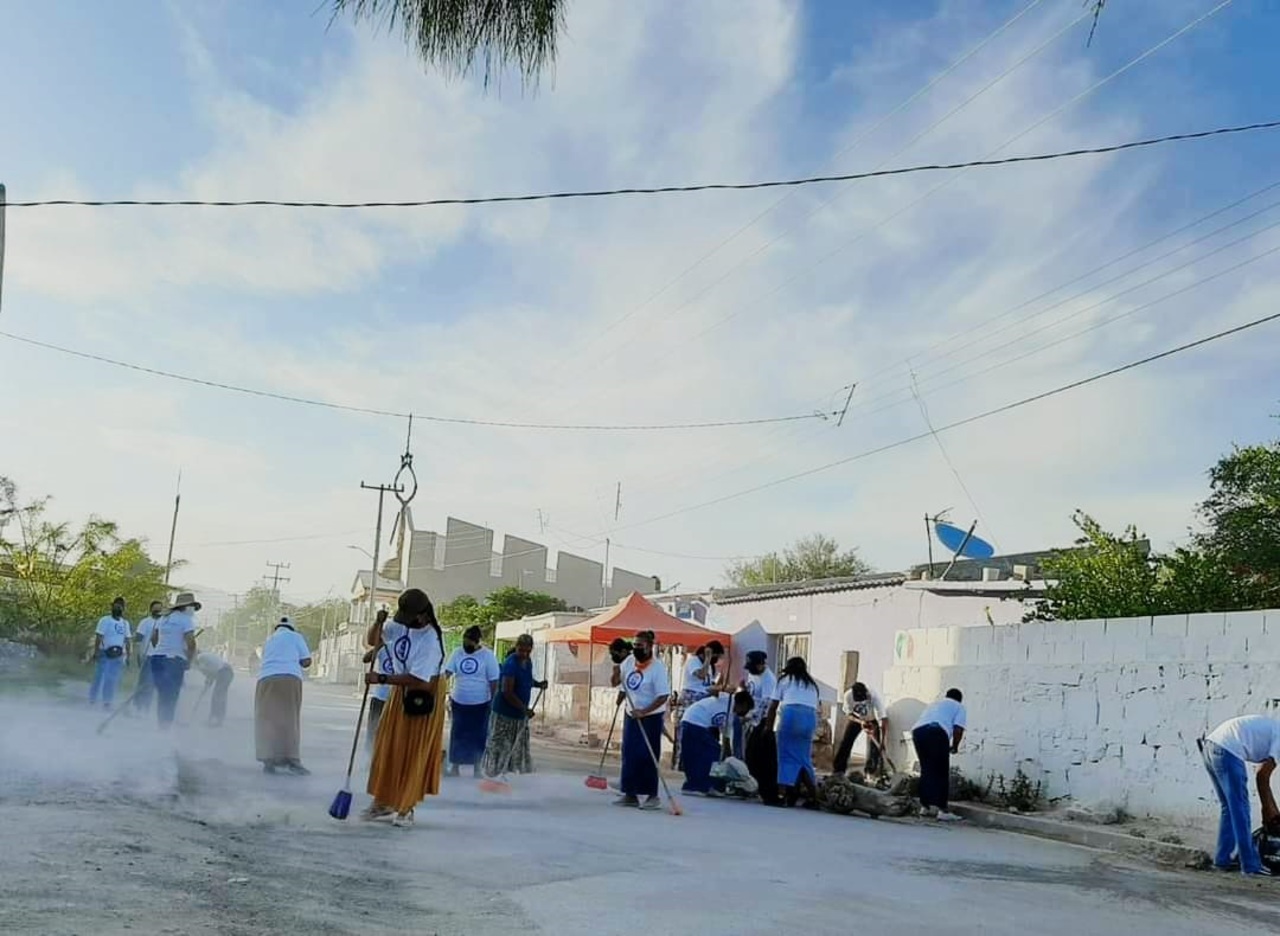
[479,689,544,794]
[585,700,623,790]
[328,662,376,820]
[621,685,683,816]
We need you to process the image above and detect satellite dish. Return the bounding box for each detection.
[934,520,995,560]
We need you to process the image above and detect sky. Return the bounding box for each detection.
[1,0,1278,604]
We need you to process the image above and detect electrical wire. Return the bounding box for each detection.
[5,121,1272,210]
[0,330,838,431]
[677,0,1240,347]
[552,0,1051,363]
[613,307,1280,533]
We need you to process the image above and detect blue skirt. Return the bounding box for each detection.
[776,705,817,787]
[621,713,664,798]
[679,722,719,793]
[449,699,491,766]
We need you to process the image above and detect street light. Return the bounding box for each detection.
[346,544,374,560]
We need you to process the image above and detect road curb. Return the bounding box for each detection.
[950,803,1211,869]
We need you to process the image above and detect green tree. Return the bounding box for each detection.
[1031,512,1160,621]
[724,534,871,587]
[333,0,565,86]
[212,587,346,653]
[1194,441,1280,607]
[0,477,175,654]
[438,586,567,644]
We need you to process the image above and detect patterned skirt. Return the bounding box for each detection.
[482,711,533,776]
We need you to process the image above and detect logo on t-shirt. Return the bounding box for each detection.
[394,635,412,664]
[711,711,728,728]
[458,655,480,676]
[625,671,644,691]
[113,622,128,638]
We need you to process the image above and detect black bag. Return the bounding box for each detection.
[403,688,435,718]
[1254,828,1280,873]
[104,645,124,659]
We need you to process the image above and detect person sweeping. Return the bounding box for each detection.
[680,690,754,795]
[611,629,671,810]
[446,625,501,777]
[481,634,547,779]
[363,588,446,828]
[362,608,393,750]
[193,651,235,727]
[255,617,313,775]
[150,593,199,730]
[764,656,820,809]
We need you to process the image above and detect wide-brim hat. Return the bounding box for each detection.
[170,591,202,612]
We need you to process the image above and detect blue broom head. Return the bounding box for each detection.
[329,788,353,820]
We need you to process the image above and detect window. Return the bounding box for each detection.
[777,633,811,665]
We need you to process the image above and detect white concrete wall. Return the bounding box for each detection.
[884,610,1280,824]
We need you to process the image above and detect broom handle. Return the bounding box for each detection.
[493,688,544,777]
[596,700,622,773]
[343,662,376,785]
[622,685,680,808]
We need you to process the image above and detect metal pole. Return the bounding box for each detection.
[368,486,386,630]
[924,514,935,579]
[163,470,182,588]
[601,538,610,608]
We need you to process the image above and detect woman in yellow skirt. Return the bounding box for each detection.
[363,588,447,827]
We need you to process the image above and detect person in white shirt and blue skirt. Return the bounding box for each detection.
[445,625,501,777]
[611,629,671,810]
[911,689,967,821]
[765,657,820,809]
[680,691,753,794]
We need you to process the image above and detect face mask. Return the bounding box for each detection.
[633,646,651,662]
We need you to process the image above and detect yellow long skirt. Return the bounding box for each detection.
[367,686,446,813]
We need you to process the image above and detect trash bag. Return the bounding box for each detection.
[1254,828,1280,873]
[710,757,759,798]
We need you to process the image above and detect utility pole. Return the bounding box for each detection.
[228,593,241,664]
[601,482,621,608]
[264,561,291,645]
[163,469,182,589]
[360,480,402,630]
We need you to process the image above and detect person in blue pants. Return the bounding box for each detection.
[1201,715,1280,876]
[149,593,200,729]
[132,600,164,713]
[89,597,132,710]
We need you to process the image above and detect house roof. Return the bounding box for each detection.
[711,572,907,605]
[352,570,402,594]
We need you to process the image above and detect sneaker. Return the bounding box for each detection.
[286,763,311,777]
[640,796,663,811]
[392,810,415,828]
[920,805,939,819]
[936,811,964,823]
[1214,860,1241,873]
[263,763,279,775]
[613,795,640,808]
[1244,867,1274,877]
[360,805,395,823]
[446,765,460,778]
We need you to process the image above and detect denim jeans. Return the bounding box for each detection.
[89,655,126,706]
[151,656,187,728]
[133,656,155,711]
[1202,739,1263,874]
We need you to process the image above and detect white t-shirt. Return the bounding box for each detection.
[193,652,230,679]
[382,621,445,683]
[1208,716,1280,765]
[135,616,163,657]
[771,675,820,710]
[747,668,777,722]
[371,643,395,702]
[681,694,733,729]
[619,655,671,715]
[914,698,968,735]
[682,654,717,698]
[446,647,500,706]
[843,687,886,721]
[95,615,132,651]
[258,627,311,680]
[153,610,196,659]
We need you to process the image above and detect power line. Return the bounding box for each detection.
[615,308,1280,533]
[5,120,1274,211]
[0,330,837,431]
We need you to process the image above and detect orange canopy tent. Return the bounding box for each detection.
[541,591,730,650]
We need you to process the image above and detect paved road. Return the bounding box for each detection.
[1,677,1277,935]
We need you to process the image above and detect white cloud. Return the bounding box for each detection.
[3,0,1277,598]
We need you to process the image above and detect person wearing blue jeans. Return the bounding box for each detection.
[89,597,132,709]
[148,593,200,730]
[132,601,165,713]
[1201,715,1280,876]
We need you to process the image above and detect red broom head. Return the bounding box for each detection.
[584,775,609,790]
[479,778,512,794]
